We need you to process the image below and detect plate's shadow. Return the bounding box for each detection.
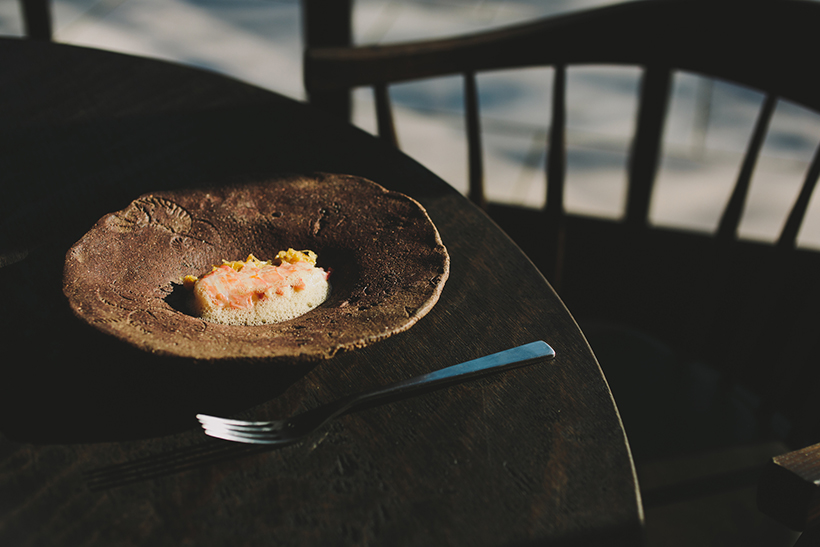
[0,299,316,444]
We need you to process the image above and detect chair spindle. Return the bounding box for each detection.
[374,83,399,148]
[545,64,567,221]
[625,66,673,229]
[716,93,778,242]
[464,71,486,210]
[778,139,820,249]
[545,64,567,286]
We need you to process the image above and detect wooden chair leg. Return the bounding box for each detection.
[21,0,52,41]
[302,0,352,120]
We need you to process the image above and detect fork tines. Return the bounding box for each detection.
[196,414,287,444]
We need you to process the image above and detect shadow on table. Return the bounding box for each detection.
[0,242,316,444]
[0,311,316,444]
[83,437,278,490]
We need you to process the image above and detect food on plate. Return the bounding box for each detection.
[63,174,449,361]
[184,249,331,325]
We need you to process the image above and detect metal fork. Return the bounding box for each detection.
[197,340,555,445]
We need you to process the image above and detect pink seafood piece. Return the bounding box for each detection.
[197,260,328,310]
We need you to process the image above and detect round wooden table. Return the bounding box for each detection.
[0,38,643,546]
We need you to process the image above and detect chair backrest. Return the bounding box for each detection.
[303,0,820,448]
[18,0,52,40]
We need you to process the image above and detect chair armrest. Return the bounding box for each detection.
[758,442,820,531]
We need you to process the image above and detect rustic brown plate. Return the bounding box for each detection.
[63,173,449,362]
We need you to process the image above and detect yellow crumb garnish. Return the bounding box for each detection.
[276,249,317,265]
[181,250,318,288]
[221,254,269,272]
[182,275,198,290]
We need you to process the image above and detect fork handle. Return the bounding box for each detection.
[349,341,555,410]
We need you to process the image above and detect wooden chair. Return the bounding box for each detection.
[303,0,820,543]
[18,0,51,40]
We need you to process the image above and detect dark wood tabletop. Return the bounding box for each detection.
[0,38,643,546]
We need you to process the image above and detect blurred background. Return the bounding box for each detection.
[3,0,820,248]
